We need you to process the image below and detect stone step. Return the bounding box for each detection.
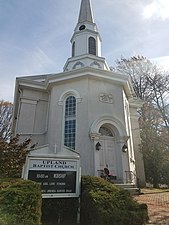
[116,184,136,189]
[116,184,140,195]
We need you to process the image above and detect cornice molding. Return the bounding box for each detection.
[15,67,134,98]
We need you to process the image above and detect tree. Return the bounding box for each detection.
[0,100,13,141]
[140,102,169,187]
[0,135,30,178]
[115,56,169,132]
[114,56,169,187]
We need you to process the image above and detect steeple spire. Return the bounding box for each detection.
[63,0,110,72]
[78,0,94,23]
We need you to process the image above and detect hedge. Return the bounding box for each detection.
[81,176,148,225]
[42,176,148,225]
[0,179,42,225]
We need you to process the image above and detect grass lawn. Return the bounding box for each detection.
[140,188,169,194]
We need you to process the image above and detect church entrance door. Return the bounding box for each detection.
[99,137,117,177]
[98,125,119,178]
[95,124,123,181]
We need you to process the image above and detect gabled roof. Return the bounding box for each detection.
[78,0,94,23]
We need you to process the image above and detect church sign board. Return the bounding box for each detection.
[23,157,80,198]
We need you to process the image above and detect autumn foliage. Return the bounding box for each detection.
[115,56,169,187]
[0,135,30,178]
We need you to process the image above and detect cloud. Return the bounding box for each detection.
[25,47,56,74]
[151,55,169,71]
[0,80,15,102]
[143,0,169,20]
[0,0,169,102]
[0,44,57,102]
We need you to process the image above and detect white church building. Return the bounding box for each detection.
[13,0,145,187]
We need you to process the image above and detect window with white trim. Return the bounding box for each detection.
[72,42,75,57]
[89,37,96,55]
[64,96,76,149]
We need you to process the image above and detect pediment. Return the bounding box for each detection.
[28,144,80,160]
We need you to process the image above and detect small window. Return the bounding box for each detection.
[72,42,75,57]
[99,126,114,137]
[89,37,96,55]
[64,96,76,149]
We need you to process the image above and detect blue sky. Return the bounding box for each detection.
[0,0,169,101]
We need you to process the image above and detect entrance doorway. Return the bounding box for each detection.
[97,124,123,181]
[99,138,116,177]
[99,125,116,176]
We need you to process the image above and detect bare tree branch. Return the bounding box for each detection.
[0,100,13,140]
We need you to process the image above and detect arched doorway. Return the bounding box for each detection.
[97,124,123,180]
[90,116,129,182]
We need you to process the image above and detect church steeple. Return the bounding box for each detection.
[78,0,94,23]
[63,0,110,72]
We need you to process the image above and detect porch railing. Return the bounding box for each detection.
[97,170,140,187]
[125,171,140,187]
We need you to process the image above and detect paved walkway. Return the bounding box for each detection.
[135,191,169,225]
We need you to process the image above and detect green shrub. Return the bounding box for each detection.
[0,216,8,225]
[0,179,42,225]
[81,176,148,225]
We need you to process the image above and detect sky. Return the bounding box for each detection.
[0,0,169,102]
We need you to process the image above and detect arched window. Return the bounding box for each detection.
[72,42,75,57]
[89,37,96,55]
[99,125,114,137]
[64,96,76,149]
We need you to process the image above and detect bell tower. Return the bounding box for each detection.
[63,0,110,71]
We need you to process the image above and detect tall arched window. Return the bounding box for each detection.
[72,42,75,57]
[89,37,96,55]
[64,96,76,149]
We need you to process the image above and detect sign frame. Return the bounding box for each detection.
[23,155,81,198]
